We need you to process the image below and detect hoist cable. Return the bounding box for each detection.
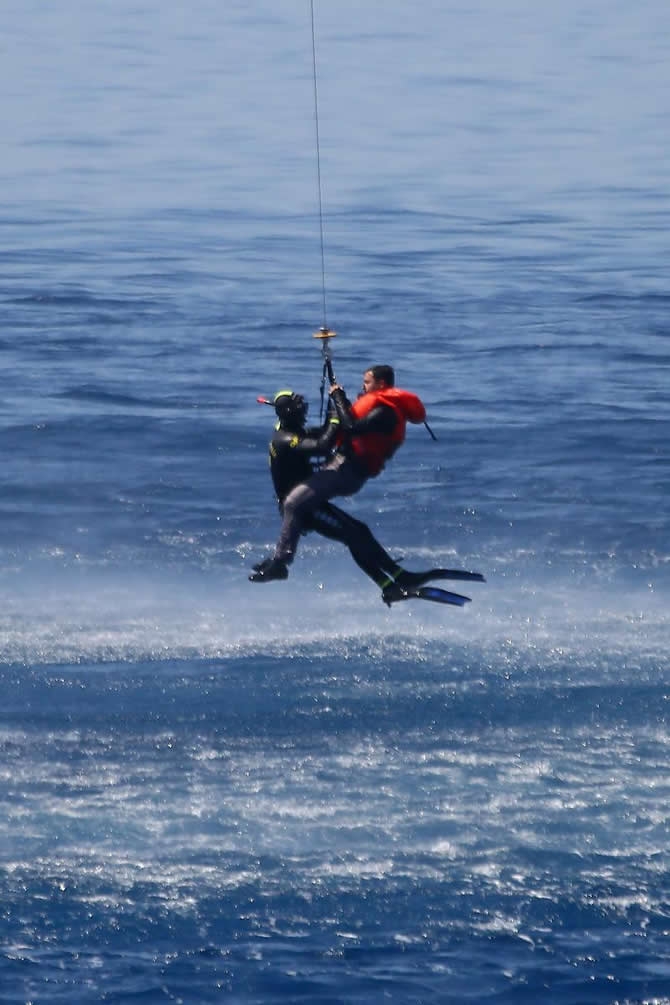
[309,0,328,329]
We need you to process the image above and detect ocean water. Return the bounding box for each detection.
[2,1,670,1002]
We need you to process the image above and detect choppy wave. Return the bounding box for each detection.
[2,635,670,1004]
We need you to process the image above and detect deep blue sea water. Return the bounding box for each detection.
[2,2,670,1002]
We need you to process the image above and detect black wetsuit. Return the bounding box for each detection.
[268,417,404,587]
[272,387,403,565]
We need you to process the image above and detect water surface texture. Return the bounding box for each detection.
[1,1,669,1002]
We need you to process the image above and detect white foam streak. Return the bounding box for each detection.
[0,561,667,667]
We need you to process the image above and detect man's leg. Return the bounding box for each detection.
[308,503,403,586]
[273,458,366,565]
[250,458,367,582]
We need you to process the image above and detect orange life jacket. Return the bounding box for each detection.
[348,388,426,477]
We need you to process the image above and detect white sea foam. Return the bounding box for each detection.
[0,554,666,668]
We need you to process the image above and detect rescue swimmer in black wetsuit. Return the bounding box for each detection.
[249,387,457,602]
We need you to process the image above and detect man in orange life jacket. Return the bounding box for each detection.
[250,365,426,582]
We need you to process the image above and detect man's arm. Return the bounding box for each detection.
[278,416,340,457]
[329,386,396,436]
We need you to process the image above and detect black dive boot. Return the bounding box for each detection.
[249,557,289,583]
